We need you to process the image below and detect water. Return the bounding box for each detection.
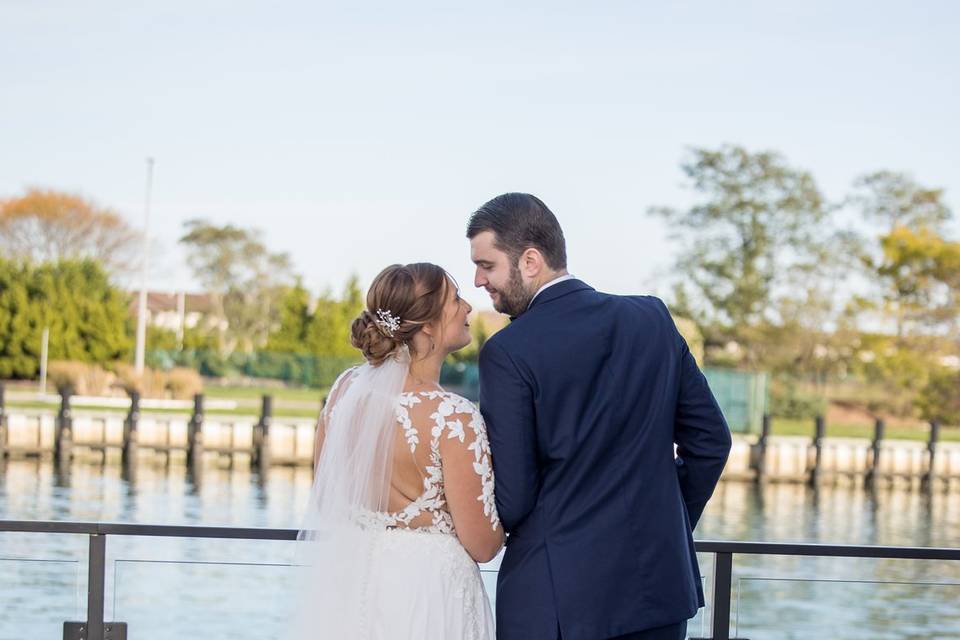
[1,458,959,639]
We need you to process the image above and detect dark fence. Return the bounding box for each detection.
[1,519,958,640]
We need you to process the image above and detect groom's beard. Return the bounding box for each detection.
[492,266,534,317]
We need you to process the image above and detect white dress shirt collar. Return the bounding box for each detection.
[527,274,576,309]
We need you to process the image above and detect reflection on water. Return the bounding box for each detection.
[1,459,958,639]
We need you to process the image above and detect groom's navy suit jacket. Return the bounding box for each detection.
[478,279,731,640]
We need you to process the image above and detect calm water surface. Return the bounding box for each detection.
[1,458,959,639]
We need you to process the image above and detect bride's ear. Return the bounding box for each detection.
[415,322,436,349]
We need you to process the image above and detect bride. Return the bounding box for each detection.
[291,263,503,639]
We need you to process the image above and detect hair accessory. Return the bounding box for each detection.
[375,309,401,337]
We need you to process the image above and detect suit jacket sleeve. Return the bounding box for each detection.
[663,303,732,529]
[478,338,538,533]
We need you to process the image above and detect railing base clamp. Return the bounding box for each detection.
[63,621,127,640]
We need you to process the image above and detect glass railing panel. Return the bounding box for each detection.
[0,557,82,637]
[113,557,297,639]
[733,576,960,639]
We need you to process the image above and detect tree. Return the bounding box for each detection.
[0,263,35,377]
[873,226,959,336]
[649,145,832,365]
[304,275,365,358]
[850,172,957,338]
[851,171,952,232]
[0,188,140,273]
[179,219,295,353]
[265,280,312,353]
[0,259,132,378]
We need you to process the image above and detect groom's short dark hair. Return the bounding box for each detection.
[466,193,567,270]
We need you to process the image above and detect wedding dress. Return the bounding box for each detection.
[290,347,499,640]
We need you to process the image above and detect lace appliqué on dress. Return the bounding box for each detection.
[382,391,501,535]
[397,393,422,452]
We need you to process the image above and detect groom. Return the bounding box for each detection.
[469,193,731,640]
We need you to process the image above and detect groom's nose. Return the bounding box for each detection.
[474,268,487,289]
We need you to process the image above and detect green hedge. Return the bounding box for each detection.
[147,349,361,388]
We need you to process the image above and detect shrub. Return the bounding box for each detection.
[46,360,113,395]
[112,363,170,398]
[166,367,203,399]
[917,368,960,426]
[769,378,827,420]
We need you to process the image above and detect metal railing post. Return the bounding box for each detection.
[87,534,106,640]
[711,552,733,640]
[64,532,127,640]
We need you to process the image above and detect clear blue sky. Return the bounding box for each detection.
[2,0,957,308]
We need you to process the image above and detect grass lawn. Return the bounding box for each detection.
[7,402,319,419]
[772,418,960,442]
[6,397,322,419]
[205,384,325,404]
[5,379,327,418]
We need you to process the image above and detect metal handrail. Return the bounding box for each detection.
[3,519,960,559]
[3,519,960,640]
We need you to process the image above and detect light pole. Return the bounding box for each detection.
[39,326,49,395]
[134,157,154,376]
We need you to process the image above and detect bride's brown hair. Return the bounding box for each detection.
[350,263,452,366]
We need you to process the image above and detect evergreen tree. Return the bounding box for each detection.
[265,280,312,353]
[0,259,131,378]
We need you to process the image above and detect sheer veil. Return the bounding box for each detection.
[289,345,411,638]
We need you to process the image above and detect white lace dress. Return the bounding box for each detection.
[310,386,500,640]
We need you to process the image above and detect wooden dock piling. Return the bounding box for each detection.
[122,391,140,467]
[751,414,771,482]
[54,388,74,465]
[187,394,204,468]
[865,418,885,486]
[252,395,272,472]
[923,420,941,489]
[808,415,825,486]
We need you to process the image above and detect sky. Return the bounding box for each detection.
[2,0,958,310]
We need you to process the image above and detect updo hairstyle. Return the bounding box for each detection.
[350,263,451,365]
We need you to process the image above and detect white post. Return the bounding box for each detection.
[39,326,49,395]
[176,291,186,351]
[135,157,155,375]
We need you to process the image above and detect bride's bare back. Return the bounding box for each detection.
[316,370,502,562]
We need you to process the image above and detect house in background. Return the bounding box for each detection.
[127,292,225,348]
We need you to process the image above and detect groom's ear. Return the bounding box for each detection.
[518,247,546,279]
